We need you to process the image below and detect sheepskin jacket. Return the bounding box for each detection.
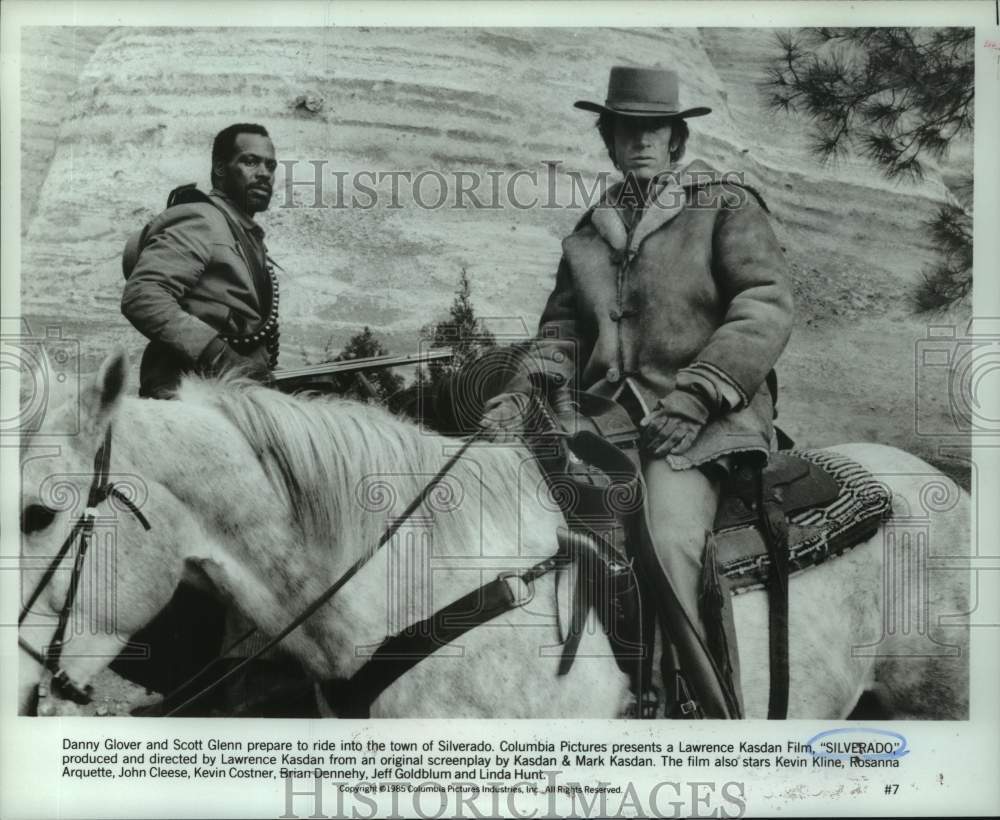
[508,160,795,469]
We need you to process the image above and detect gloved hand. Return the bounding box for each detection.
[478,391,532,442]
[640,387,711,456]
[197,337,270,381]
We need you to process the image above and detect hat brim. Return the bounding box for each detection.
[574,100,712,119]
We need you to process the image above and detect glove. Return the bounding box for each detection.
[640,387,711,456]
[478,392,532,442]
[197,337,270,381]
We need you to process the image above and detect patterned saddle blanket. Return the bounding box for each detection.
[713,449,893,593]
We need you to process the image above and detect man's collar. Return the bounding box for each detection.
[209,188,264,237]
[589,160,720,252]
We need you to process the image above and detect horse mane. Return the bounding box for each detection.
[174,377,539,552]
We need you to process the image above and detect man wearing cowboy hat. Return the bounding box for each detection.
[482,66,794,718]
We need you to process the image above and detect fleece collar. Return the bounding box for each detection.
[590,160,720,253]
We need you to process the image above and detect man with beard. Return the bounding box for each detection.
[122,123,280,398]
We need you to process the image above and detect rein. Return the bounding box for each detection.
[158,419,626,717]
[18,425,151,706]
[26,421,582,717]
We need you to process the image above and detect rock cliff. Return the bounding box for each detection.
[19,27,971,478]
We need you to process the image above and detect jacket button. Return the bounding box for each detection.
[606,366,621,384]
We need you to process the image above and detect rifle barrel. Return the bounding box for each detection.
[273,348,454,382]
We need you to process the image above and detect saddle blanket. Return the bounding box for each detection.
[715,449,892,593]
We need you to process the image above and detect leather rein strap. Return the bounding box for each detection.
[18,425,152,705]
[322,554,564,718]
[757,470,790,719]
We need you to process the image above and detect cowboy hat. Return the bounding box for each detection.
[574,66,711,119]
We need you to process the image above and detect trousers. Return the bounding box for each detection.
[641,459,739,718]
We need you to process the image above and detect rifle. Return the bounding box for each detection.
[273,348,454,385]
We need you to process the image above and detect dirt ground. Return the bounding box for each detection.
[33,669,162,717]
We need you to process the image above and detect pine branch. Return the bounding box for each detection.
[912,204,972,312]
[767,27,974,311]
[912,262,972,312]
[764,27,973,179]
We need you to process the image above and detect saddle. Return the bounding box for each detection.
[528,389,845,551]
[530,390,892,717]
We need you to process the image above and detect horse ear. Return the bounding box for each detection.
[80,349,128,438]
[28,345,75,432]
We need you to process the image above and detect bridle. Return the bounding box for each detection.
[20,420,583,717]
[20,419,489,715]
[18,425,151,707]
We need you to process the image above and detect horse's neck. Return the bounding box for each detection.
[117,398,245,517]
[112,393,564,677]
[131,398,348,662]
[111,396,425,642]
[114,396,308,588]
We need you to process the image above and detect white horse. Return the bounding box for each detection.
[18,352,970,718]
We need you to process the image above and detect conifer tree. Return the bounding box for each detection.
[391,268,497,429]
[421,267,496,390]
[330,326,404,404]
[766,27,973,310]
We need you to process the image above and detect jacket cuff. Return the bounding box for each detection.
[677,362,748,412]
[502,372,534,396]
[503,369,568,397]
[656,387,711,425]
[196,335,228,369]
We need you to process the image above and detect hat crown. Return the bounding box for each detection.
[573,65,711,119]
[606,66,680,108]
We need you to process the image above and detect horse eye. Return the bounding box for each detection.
[21,504,57,535]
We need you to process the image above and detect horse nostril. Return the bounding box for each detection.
[21,504,57,535]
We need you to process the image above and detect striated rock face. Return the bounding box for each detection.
[19,26,112,228]
[20,27,971,477]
